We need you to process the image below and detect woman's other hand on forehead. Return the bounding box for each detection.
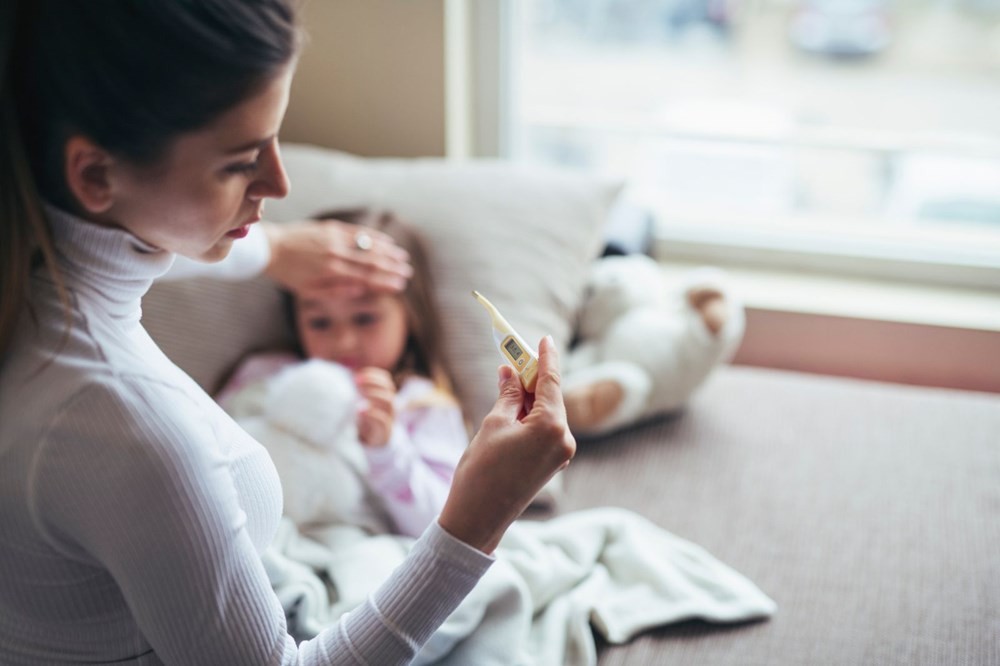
[261,219,413,298]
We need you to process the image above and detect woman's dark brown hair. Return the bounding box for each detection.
[0,0,301,357]
[298,208,459,399]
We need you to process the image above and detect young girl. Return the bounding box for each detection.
[218,209,466,538]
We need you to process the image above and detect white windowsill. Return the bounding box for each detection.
[657,260,1000,333]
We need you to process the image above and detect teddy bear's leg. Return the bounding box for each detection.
[616,267,745,417]
[686,285,728,336]
[564,379,624,431]
[678,267,744,344]
[589,267,745,428]
[562,362,652,437]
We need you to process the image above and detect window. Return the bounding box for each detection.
[497,0,1000,288]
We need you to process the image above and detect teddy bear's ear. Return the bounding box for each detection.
[263,360,359,449]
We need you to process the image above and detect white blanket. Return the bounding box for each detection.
[264,508,776,665]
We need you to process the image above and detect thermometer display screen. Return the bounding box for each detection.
[504,338,523,361]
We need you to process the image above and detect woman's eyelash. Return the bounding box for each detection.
[225,159,259,175]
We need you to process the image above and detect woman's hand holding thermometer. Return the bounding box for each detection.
[438,335,576,554]
[472,290,539,393]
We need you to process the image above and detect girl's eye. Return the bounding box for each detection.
[353,313,378,327]
[307,317,331,331]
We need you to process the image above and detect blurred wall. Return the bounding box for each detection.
[281,0,447,157]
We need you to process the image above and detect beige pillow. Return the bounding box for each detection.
[144,276,292,392]
[144,144,621,424]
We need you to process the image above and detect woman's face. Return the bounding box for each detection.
[101,65,294,262]
[296,293,410,373]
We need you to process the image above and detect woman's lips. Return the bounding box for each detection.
[226,212,261,239]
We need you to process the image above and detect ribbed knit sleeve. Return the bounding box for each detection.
[28,378,492,665]
[317,522,492,663]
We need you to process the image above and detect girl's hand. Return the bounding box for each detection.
[355,367,397,448]
[438,336,576,554]
[261,220,414,299]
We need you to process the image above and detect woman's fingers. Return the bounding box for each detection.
[438,339,576,554]
[355,231,411,266]
[330,223,412,287]
[490,364,526,423]
[308,252,410,290]
[263,219,413,297]
[527,336,564,414]
[488,337,562,423]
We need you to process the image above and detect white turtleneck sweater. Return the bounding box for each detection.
[0,207,492,665]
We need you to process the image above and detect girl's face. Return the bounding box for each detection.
[296,293,410,373]
[100,65,294,262]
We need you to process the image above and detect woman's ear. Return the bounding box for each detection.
[63,135,116,214]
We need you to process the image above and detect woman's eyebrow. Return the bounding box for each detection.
[224,135,274,155]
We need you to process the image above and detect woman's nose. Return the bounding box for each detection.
[247,141,290,202]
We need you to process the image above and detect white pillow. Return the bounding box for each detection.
[145,145,621,424]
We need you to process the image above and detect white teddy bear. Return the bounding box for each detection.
[562,255,745,436]
[223,359,392,533]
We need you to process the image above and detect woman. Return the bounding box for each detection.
[0,2,575,664]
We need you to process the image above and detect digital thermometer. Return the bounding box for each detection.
[472,290,539,392]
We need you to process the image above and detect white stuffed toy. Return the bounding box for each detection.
[223,359,392,534]
[562,255,745,436]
